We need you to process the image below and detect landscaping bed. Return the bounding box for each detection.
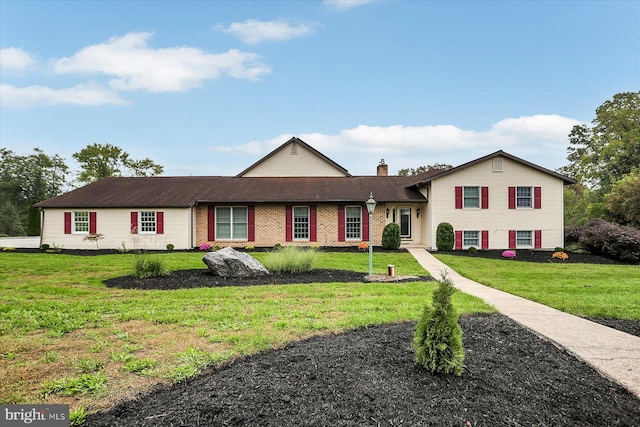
[438,249,631,264]
[104,268,431,290]
[85,314,639,426]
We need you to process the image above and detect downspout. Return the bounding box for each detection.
[190,202,197,250]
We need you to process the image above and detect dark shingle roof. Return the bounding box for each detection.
[34,175,426,208]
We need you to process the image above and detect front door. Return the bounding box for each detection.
[400,207,411,238]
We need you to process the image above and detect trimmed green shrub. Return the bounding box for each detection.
[41,243,50,252]
[133,256,171,279]
[262,246,317,274]
[166,243,174,252]
[436,222,454,251]
[381,223,401,250]
[413,271,464,376]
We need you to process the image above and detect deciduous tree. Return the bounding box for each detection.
[72,143,164,183]
[398,163,453,176]
[565,91,640,191]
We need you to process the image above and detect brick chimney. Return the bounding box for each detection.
[377,159,388,176]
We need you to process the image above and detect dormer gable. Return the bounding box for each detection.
[236,137,352,177]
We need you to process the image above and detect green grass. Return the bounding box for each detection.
[434,254,640,320]
[0,250,492,413]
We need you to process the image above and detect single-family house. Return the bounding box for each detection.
[34,137,576,251]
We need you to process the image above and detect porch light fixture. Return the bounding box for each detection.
[417,208,421,218]
[365,192,377,276]
[386,208,390,218]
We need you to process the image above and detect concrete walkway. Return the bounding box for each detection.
[407,248,640,400]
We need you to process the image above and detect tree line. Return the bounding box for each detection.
[0,143,163,236]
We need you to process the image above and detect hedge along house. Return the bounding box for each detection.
[34,137,575,251]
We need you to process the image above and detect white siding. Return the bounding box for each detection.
[241,143,348,177]
[427,157,565,250]
[41,208,192,250]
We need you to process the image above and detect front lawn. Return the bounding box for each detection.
[434,254,640,320]
[0,251,491,417]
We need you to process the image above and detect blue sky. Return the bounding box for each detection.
[1,0,639,180]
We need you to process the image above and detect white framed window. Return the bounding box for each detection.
[516,230,533,247]
[463,231,480,248]
[73,211,89,234]
[216,207,248,240]
[463,186,480,208]
[293,206,309,240]
[345,206,362,240]
[516,187,532,208]
[139,211,156,234]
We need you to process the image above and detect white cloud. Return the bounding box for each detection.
[53,32,271,92]
[216,19,320,44]
[0,82,128,108]
[0,47,36,72]
[213,115,582,174]
[323,0,376,10]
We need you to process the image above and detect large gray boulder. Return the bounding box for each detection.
[202,247,270,277]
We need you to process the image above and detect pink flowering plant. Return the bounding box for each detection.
[199,243,212,251]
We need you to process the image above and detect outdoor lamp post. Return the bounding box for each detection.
[365,192,377,276]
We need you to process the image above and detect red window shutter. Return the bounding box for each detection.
[248,206,255,242]
[481,230,489,250]
[64,212,72,234]
[309,205,317,242]
[157,211,164,234]
[534,187,542,209]
[361,206,369,242]
[455,230,463,250]
[535,230,542,249]
[89,212,97,234]
[207,206,215,241]
[481,187,489,209]
[130,212,138,234]
[508,187,516,209]
[285,205,293,242]
[337,205,345,242]
[455,186,463,209]
[508,230,516,248]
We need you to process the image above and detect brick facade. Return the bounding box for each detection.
[195,203,385,248]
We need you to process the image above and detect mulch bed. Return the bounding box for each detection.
[86,314,639,427]
[87,250,640,425]
[438,249,633,265]
[104,269,431,290]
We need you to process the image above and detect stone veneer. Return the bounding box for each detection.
[195,203,386,248]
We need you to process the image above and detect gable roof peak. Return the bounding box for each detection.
[235,137,352,177]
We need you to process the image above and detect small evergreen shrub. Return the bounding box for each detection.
[381,223,401,250]
[263,246,317,274]
[41,243,50,252]
[436,222,454,251]
[133,256,171,279]
[413,271,464,376]
[468,246,477,253]
[166,243,174,252]
[567,219,640,262]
